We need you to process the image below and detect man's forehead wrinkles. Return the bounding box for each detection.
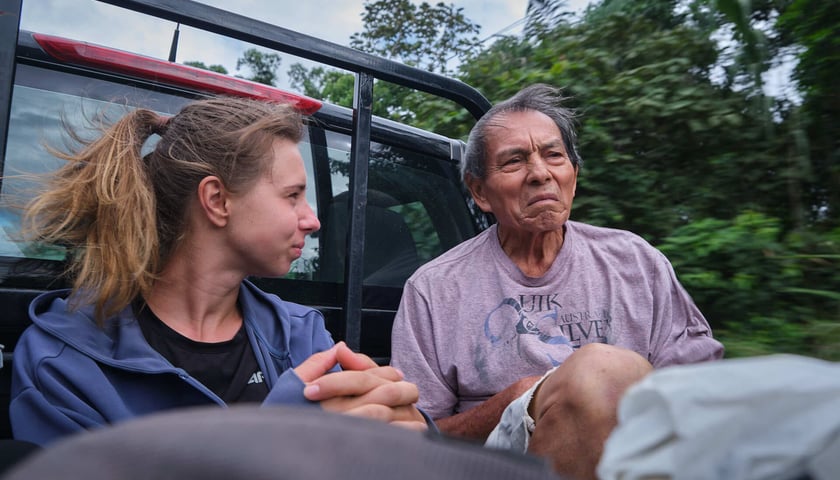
[494,137,564,155]
[495,145,532,158]
[486,117,510,130]
[541,138,565,149]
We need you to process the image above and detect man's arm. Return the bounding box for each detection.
[435,376,541,441]
[649,252,724,367]
[391,282,461,420]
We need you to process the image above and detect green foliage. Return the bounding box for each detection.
[236,48,282,86]
[286,0,482,135]
[462,5,783,241]
[779,0,840,102]
[457,0,839,359]
[288,64,355,107]
[349,0,481,75]
[660,213,840,359]
[183,61,229,74]
[280,0,840,359]
[777,0,840,231]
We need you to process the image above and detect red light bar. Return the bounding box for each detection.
[33,33,322,115]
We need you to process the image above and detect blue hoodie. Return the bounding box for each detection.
[10,280,335,445]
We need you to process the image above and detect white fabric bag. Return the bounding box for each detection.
[598,354,840,480]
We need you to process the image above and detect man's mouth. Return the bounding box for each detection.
[528,194,559,206]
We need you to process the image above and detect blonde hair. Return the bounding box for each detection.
[24,97,303,324]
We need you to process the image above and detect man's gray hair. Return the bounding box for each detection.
[462,84,581,181]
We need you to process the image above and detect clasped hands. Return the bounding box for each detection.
[295,342,427,431]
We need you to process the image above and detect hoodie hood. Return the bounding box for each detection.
[29,289,177,373]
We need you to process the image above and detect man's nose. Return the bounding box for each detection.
[526,155,552,182]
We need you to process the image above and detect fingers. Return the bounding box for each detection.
[390,420,429,432]
[296,341,382,385]
[315,380,418,412]
[296,343,426,430]
[335,342,379,371]
[341,404,427,430]
[317,381,419,415]
[364,366,405,382]
[303,367,407,401]
[294,344,339,383]
[298,348,426,430]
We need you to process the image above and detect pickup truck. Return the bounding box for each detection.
[0,0,492,440]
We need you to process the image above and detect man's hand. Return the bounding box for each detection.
[435,375,542,440]
[295,342,427,431]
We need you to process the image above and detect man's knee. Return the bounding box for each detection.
[532,344,652,420]
[566,343,651,378]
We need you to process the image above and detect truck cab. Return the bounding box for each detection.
[0,0,492,439]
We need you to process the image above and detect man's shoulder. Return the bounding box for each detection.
[568,221,667,266]
[568,220,644,240]
[569,221,656,250]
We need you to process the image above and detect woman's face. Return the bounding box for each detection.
[225,138,320,277]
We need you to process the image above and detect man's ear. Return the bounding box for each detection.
[465,174,492,213]
[197,176,230,227]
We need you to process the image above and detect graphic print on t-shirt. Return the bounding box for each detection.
[480,295,613,368]
[248,371,265,385]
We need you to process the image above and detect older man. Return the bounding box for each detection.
[391,84,723,479]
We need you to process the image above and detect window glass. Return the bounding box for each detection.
[2,66,326,284]
[285,131,321,280]
[313,130,475,287]
[1,66,189,261]
[2,65,476,289]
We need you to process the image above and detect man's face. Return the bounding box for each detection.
[468,110,578,234]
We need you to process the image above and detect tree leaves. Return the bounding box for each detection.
[236,48,282,86]
[349,0,481,75]
[276,0,840,359]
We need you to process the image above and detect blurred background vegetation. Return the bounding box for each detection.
[226,0,840,360]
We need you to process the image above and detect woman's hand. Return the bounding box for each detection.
[295,342,427,431]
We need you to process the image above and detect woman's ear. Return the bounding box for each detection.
[466,174,492,213]
[197,176,230,227]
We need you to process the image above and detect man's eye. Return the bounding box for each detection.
[546,151,566,163]
[498,158,522,172]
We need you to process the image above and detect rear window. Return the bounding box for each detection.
[308,130,476,287]
[1,64,191,262]
[1,63,477,291]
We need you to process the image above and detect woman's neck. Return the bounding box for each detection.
[145,250,244,343]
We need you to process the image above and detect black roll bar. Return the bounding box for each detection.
[0,0,23,182]
[96,0,492,119]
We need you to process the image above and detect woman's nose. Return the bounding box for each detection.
[300,203,321,233]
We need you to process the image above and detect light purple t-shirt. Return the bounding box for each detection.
[391,221,724,420]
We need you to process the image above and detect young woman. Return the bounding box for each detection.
[10,97,426,446]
